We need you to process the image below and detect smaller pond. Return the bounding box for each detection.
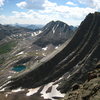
[12,65,26,72]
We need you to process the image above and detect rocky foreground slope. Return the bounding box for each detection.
[61,67,100,100]
[0,12,100,100]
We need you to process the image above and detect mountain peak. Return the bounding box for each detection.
[48,20,68,26]
[34,20,75,47]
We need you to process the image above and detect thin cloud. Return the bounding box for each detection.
[77,0,100,10]
[0,0,97,26]
[16,0,45,10]
[16,1,27,9]
[0,5,95,26]
[66,1,77,6]
[0,0,5,7]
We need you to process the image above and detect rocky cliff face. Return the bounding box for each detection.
[0,12,100,100]
[61,67,100,100]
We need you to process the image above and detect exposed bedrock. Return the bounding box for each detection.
[2,12,100,93]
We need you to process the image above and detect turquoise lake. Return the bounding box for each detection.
[12,65,26,72]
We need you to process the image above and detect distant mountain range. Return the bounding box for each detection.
[0,24,34,40]
[10,24,43,30]
[0,21,76,46]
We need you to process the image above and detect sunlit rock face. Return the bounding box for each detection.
[0,12,100,100]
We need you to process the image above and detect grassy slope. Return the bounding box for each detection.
[0,41,17,65]
[0,41,17,55]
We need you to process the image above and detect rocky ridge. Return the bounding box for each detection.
[0,12,100,100]
[0,24,35,40]
[34,21,74,47]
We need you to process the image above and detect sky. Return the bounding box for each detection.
[0,0,100,26]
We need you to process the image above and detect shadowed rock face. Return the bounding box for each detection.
[61,68,100,100]
[1,12,100,94]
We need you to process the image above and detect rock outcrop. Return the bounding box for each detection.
[0,12,100,100]
[61,67,100,100]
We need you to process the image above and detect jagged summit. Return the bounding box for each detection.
[33,20,74,47]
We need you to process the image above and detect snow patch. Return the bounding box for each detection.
[0,81,11,91]
[5,94,8,98]
[38,30,42,34]
[7,76,12,79]
[26,87,40,96]
[57,24,59,27]
[54,24,59,31]
[31,33,34,37]
[12,88,24,92]
[40,82,53,95]
[34,32,37,36]
[55,76,63,82]
[52,27,55,34]
[55,46,58,49]
[35,56,38,59]
[67,74,71,79]
[0,88,6,92]
[24,77,65,99]
[42,53,46,56]
[16,51,24,56]
[42,47,48,51]
[40,82,65,100]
